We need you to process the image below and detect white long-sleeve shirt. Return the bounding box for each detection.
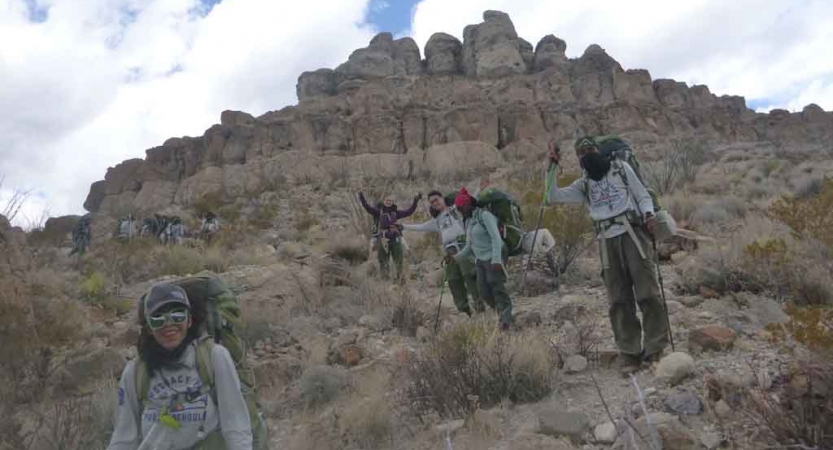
[108,341,253,450]
[546,161,654,239]
[402,206,467,250]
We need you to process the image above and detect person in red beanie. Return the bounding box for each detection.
[449,187,513,330]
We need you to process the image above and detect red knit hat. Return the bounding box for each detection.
[454,187,474,208]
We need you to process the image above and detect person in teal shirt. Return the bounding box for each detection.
[449,187,513,330]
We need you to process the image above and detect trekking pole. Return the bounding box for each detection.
[651,236,675,352]
[520,161,557,295]
[433,260,447,334]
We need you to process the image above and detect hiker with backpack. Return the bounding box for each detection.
[115,214,135,243]
[108,275,267,450]
[201,212,221,243]
[358,191,421,282]
[545,137,669,374]
[448,187,514,330]
[69,214,92,256]
[403,190,483,316]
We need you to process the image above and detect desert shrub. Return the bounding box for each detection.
[153,246,204,276]
[386,294,428,337]
[739,359,832,449]
[298,365,349,409]
[192,191,225,217]
[326,238,368,265]
[248,201,280,230]
[690,196,748,229]
[769,178,833,249]
[80,271,107,304]
[767,305,833,351]
[641,136,711,195]
[662,193,704,225]
[338,396,394,449]
[514,172,594,277]
[403,320,555,419]
[28,387,116,450]
[793,177,825,200]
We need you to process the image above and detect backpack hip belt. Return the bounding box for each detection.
[597,211,648,270]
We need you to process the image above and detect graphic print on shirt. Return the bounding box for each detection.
[588,178,624,212]
[439,212,455,231]
[142,373,209,424]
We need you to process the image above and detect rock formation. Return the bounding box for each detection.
[84,10,833,216]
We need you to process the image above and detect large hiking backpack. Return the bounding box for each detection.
[591,134,666,211]
[135,271,268,449]
[586,135,676,240]
[476,188,525,257]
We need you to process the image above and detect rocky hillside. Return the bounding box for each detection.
[83,10,832,218]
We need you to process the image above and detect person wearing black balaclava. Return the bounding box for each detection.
[544,137,667,375]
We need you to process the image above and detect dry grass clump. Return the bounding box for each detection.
[402,319,555,420]
[676,215,833,305]
[739,359,832,450]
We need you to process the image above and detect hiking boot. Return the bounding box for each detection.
[499,322,511,332]
[460,306,473,317]
[615,354,642,376]
[642,351,663,367]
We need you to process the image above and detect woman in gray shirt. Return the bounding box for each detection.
[108,283,253,450]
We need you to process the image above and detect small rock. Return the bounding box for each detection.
[358,314,384,331]
[665,300,683,315]
[699,286,720,299]
[254,349,267,358]
[612,413,695,450]
[679,296,704,308]
[663,389,703,415]
[416,326,432,342]
[538,409,590,441]
[724,317,744,335]
[435,419,465,437]
[689,326,737,352]
[112,321,128,331]
[517,311,543,328]
[598,350,619,368]
[564,355,588,374]
[713,399,732,419]
[644,387,658,397]
[341,345,364,367]
[335,330,358,348]
[655,352,696,385]
[697,311,716,319]
[594,422,617,444]
[700,431,723,449]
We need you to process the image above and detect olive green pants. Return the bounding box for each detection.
[601,228,669,358]
[378,240,404,281]
[445,256,482,313]
[475,258,512,326]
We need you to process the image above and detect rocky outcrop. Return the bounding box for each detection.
[425,33,463,75]
[84,10,833,216]
[462,10,526,78]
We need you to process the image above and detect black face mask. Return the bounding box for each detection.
[581,152,611,181]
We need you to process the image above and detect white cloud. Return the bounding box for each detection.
[409,0,833,110]
[0,0,375,225]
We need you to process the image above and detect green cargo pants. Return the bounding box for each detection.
[601,227,669,358]
[475,255,512,326]
[445,256,483,313]
[378,239,404,281]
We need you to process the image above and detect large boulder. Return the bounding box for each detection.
[392,37,423,76]
[296,69,341,101]
[425,32,463,75]
[533,34,567,71]
[570,44,622,106]
[335,33,422,80]
[462,10,526,78]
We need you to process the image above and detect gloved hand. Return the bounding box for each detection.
[547,139,560,166]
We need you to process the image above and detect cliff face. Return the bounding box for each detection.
[84,10,833,216]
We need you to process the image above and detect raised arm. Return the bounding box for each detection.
[398,194,421,219]
[358,192,379,216]
[546,175,587,205]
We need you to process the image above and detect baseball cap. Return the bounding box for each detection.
[142,283,190,318]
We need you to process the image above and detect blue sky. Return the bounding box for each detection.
[1,0,831,224]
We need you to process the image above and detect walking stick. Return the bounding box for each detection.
[652,236,675,352]
[521,161,557,295]
[433,261,447,334]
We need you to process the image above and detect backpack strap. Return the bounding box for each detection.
[135,360,150,407]
[195,337,218,405]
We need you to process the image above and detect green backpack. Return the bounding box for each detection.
[476,188,525,257]
[135,271,268,450]
[590,134,662,211]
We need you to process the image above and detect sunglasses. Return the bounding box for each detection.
[147,309,189,330]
